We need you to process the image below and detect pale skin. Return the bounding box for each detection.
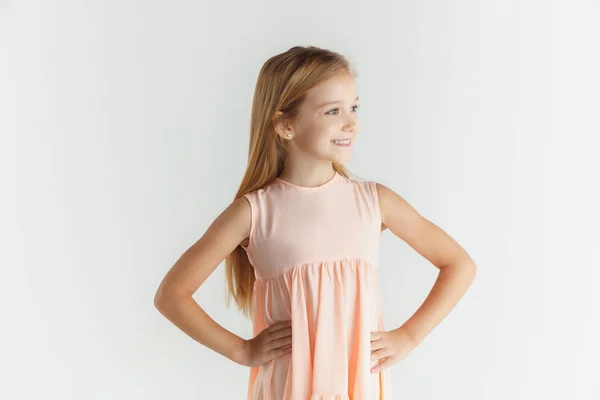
[369,183,477,373]
[154,71,477,374]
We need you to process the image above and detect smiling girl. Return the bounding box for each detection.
[154,45,477,399]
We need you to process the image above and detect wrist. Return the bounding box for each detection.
[393,326,419,349]
[233,338,250,366]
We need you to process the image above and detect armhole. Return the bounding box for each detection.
[241,192,255,251]
[369,181,383,229]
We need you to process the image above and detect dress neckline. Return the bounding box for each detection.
[275,171,340,191]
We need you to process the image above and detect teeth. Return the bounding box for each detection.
[331,139,351,144]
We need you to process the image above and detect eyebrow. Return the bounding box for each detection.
[316,96,360,109]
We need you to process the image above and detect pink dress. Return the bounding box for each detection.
[241,171,393,400]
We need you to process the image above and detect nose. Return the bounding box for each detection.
[343,119,357,134]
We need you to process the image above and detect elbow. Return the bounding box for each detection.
[467,258,477,276]
[154,289,164,310]
[464,260,477,284]
[154,284,189,312]
[445,258,477,282]
[154,284,175,312]
[154,287,167,312]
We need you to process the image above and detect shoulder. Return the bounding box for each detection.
[230,184,271,221]
[238,182,278,217]
[343,176,387,230]
[350,179,411,230]
[372,181,424,230]
[344,174,381,195]
[339,175,383,206]
[228,186,269,248]
[374,181,391,199]
[372,181,404,210]
[239,183,276,209]
[226,194,254,226]
[373,181,410,207]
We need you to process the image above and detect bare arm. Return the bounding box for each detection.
[377,182,477,346]
[153,195,252,366]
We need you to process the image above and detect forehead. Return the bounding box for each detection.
[304,73,357,105]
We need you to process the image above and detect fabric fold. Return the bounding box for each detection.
[248,258,392,400]
[242,175,392,399]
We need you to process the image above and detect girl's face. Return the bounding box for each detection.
[284,73,360,165]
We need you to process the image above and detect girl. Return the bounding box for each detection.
[154,45,477,399]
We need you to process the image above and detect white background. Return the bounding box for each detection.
[2,0,599,399]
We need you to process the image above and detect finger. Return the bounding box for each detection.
[272,344,292,359]
[268,320,292,332]
[370,347,389,362]
[269,327,292,339]
[269,335,292,350]
[370,340,385,352]
[371,356,393,373]
[268,342,291,355]
[370,331,383,341]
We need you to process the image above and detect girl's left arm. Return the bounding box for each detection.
[370,182,477,372]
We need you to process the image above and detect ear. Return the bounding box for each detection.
[273,110,294,140]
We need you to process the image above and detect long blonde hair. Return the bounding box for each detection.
[224,45,358,319]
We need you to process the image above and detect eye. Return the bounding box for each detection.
[326,105,360,115]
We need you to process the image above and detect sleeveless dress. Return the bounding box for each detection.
[241,171,393,400]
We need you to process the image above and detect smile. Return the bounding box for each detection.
[330,139,352,146]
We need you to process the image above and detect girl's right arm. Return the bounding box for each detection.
[153,196,253,366]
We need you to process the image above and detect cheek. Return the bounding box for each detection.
[302,129,333,150]
[297,121,329,143]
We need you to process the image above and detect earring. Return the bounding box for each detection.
[287,134,292,139]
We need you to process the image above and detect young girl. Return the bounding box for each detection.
[154,45,477,399]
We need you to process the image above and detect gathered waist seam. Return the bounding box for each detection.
[255,256,378,282]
